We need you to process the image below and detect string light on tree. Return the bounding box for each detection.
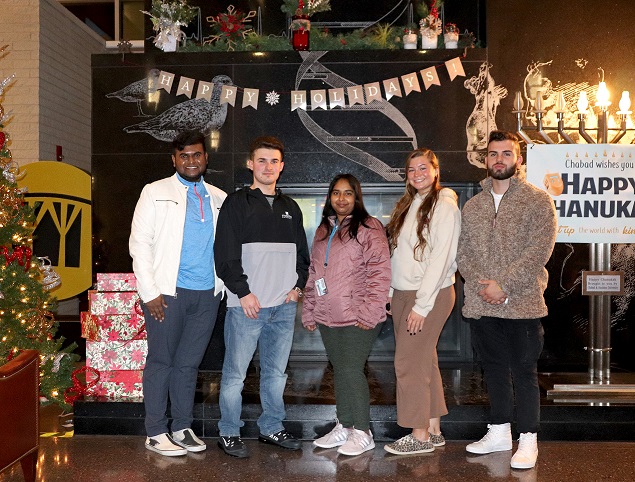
[0,46,78,409]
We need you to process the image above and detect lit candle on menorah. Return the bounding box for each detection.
[514,83,633,145]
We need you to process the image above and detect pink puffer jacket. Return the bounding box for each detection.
[302,216,391,329]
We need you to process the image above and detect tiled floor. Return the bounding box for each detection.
[4,363,635,481]
[2,430,635,481]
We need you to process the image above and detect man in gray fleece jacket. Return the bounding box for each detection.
[457,130,557,470]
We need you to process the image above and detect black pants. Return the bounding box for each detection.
[469,316,544,434]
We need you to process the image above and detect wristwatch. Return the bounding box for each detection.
[294,286,304,298]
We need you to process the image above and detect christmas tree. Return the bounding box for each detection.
[0,49,78,409]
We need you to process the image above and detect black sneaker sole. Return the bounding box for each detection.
[173,441,206,453]
[217,440,249,458]
[258,435,302,450]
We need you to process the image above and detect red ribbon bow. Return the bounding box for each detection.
[1,246,33,271]
[63,366,100,405]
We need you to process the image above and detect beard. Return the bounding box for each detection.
[488,164,517,180]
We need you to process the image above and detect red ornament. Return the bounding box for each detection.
[430,0,439,18]
[0,132,5,148]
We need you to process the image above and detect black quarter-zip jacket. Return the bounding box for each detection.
[214,186,309,308]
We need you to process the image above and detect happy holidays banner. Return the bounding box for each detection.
[154,55,466,109]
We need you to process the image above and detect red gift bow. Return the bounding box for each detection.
[64,366,101,405]
[1,246,33,271]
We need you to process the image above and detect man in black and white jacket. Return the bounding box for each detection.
[214,136,309,458]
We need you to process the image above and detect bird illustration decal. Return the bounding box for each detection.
[123,75,233,142]
[105,69,161,117]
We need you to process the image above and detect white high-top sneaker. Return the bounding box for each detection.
[511,432,538,469]
[466,423,513,454]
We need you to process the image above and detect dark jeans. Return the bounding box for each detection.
[143,288,221,436]
[469,316,544,434]
[318,323,382,431]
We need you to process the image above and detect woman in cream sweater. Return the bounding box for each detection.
[384,148,461,455]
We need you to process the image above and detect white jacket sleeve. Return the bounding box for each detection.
[129,185,161,303]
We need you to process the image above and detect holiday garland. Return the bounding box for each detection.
[281,0,332,17]
[181,0,476,52]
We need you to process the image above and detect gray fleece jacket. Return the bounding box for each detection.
[457,173,557,320]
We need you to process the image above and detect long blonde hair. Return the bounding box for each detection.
[386,148,441,260]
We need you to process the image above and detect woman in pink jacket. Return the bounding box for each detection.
[302,173,391,457]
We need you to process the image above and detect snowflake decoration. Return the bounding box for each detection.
[203,5,256,50]
[266,91,280,106]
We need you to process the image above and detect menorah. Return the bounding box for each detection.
[515,81,635,397]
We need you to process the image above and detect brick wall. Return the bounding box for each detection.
[0,0,106,171]
[1,0,40,166]
[39,0,106,171]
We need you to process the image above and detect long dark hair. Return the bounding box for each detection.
[386,148,442,259]
[319,173,371,242]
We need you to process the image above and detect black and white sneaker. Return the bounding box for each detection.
[218,435,249,458]
[145,433,187,457]
[171,428,206,452]
[258,429,302,450]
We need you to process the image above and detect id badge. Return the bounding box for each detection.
[315,277,328,296]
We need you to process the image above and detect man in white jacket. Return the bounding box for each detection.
[129,130,226,457]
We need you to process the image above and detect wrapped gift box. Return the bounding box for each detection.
[95,272,137,292]
[86,340,147,371]
[81,312,100,341]
[89,290,141,316]
[81,312,146,342]
[93,369,143,399]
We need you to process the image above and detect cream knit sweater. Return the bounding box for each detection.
[390,187,461,317]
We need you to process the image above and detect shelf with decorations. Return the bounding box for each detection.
[140,1,480,53]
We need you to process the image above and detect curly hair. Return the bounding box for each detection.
[386,148,442,260]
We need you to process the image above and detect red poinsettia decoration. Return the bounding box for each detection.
[205,5,256,44]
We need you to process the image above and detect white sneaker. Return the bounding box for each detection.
[337,428,375,456]
[313,422,350,448]
[145,433,187,456]
[172,428,206,452]
[466,423,513,454]
[511,432,538,469]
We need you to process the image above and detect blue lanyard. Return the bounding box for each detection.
[324,221,338,267]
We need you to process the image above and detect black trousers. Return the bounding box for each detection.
[468,316,544,434]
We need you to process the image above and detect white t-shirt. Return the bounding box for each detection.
[491,190,504,212]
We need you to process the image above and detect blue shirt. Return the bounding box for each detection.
[176,173,215,290]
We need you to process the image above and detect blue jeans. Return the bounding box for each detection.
[218,302,297,436]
